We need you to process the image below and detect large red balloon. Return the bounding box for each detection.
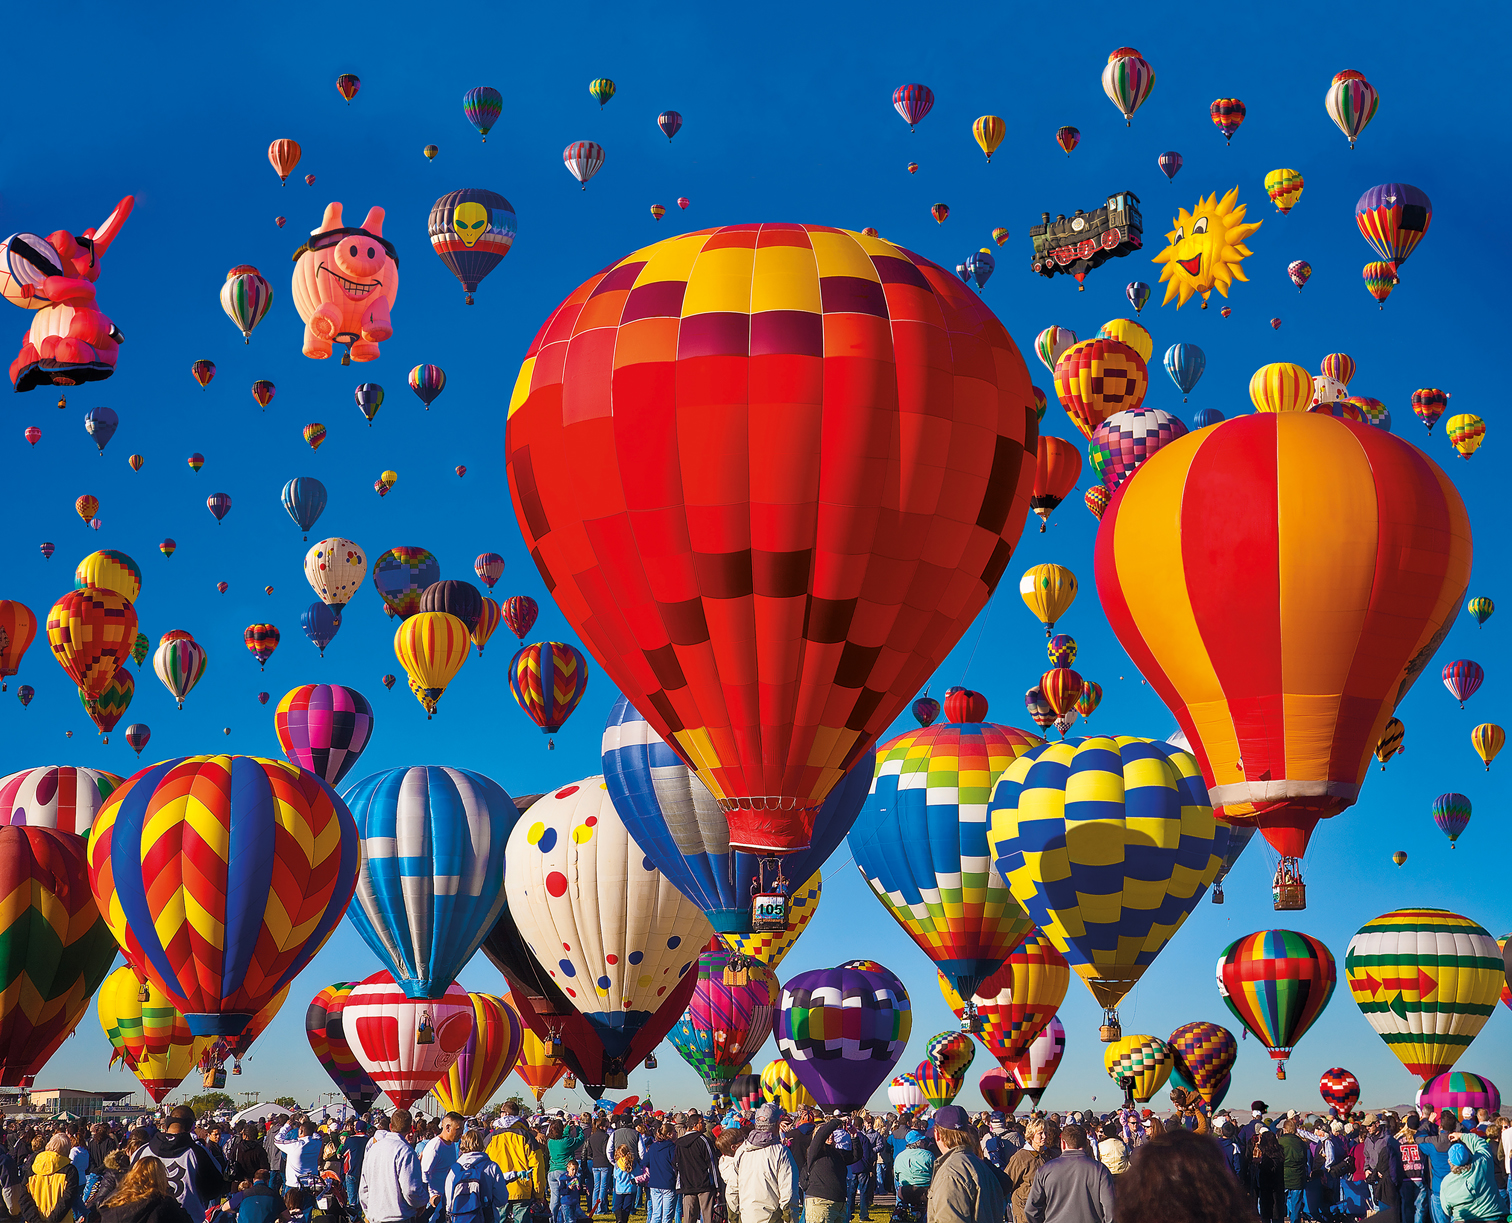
[506,224,1037,854]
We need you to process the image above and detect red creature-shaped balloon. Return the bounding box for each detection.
[290,203,399,364]
[3,197,134,392]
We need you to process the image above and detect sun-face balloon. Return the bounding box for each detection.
[1152,188,1262,310]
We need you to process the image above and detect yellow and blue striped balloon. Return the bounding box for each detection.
[986,735,1228,1017]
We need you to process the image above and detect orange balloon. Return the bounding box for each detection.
[46,589,137,703]
[1038,668,1084,718]
[1030,437,1084,532]
[1053,339,1149,440]
[267,139,302,185]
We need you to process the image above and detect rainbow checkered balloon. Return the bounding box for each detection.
[1167,1020,1237,1108]
[1104,1033,1172,1103]
[1419,1070,1500,1117]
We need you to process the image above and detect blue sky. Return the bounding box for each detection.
[8,3,1505,1114]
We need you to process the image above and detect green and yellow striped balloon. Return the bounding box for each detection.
[1346,908,1502,1082]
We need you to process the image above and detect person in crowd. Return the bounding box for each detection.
[283,1187,310,1223]
[845,1117,873,1222]
[1439,1132,1508,1223]
[675,1117,720,1223]
[610,1145,641,1223]
[1095,1121,1129,1185]
[924,1107,1004,1223]
[358,1110,427,1223]
[485,1103,544,1222]
[337,1123,367,1217]
[555,1159,584,1223]
[1020,1124,1111,1223]
[1004,1117,1057,1223]
[1275,1117,1309,1223]
[1111,1127,1254,1223]
[133,1108,228,1223]
[96,1159,193,1223]
[583,1119,612,1218]
[713,1132,742,1209]
[444,1130,521,1223]
[725,1106,795,1223]
[29,1137,78,1223]
[545,1122,584,1220]
[275,1124,322,1194]
[643,1125,678,1223]
[422,1115,465,1218]
[1251,1129,1286,1223]
[799,1117,849,1223]
[235,1171,282,1223]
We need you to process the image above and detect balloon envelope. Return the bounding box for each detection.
[0,766,122,835]
[433,992,525,1116]
[306,982,381,1113]
[275,685,375,787]
[343,972,474,1109]
[774,963,911,1110]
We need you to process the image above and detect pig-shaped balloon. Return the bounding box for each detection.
[290,202,398,364]
[3,196,133,392]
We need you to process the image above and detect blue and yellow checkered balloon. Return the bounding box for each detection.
[986,735,1228,1014]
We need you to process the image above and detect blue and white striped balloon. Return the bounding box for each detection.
[342,766,517,1000]
[601,694,871,934]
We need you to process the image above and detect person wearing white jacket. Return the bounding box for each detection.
[726,1106,798,1223]
[360,1112,429,1223]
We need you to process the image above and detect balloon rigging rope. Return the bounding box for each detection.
[959,590,998,684]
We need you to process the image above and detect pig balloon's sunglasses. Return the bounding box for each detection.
[291,227,400,266]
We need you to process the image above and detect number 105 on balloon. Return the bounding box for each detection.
[752,893,788,931]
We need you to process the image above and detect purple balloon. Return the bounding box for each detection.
[1090,408,1189,492]
[275,684,375,786]
[775,964,911,1110]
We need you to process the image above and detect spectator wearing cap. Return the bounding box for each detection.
[925,1107,1003,1223]
[1439,1129,1506,1223]
[893,1129,934,1217]
[1356,1112,1402,1217]
[726,1106,796,1223]
[1021,1123,1112,1223]
[981,1115,1014,1174]
[1237,1101,1269,1210]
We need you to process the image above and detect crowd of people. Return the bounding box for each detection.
[4,1091,1511,1223]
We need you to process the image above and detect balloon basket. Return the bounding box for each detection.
[1099,1014,1121,1043]
[604,1072,628,1089]
[1272,858,1306,911]
[643,1055,657,1070]
[1211,884,1225,905]
[564,1075,577,1090]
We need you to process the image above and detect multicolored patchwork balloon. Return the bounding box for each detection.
[668,941,777,1095]
[1419,1070,1500,1117]
[888,1072,925,1112]
[371,547,439,618]
[1166,1021,1236,1108]
[937,929,1070,1071]
[775,963,911,1110]
[720,872,822,971]
[275,685,375,787]
[914,1057,965,1108]
[1009,1013,1065,1105]
[1104,1034,1172,1103]
[87,755,360,1036]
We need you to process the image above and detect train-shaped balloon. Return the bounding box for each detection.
[1029,191,1143,289]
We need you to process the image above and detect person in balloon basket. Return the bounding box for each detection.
[132,1109,230,1223]
[484,1103,545,1223]
[358,1111,427,1223]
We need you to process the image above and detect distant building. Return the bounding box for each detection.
[26,1089,136,1118]
[1029,192,1143,288]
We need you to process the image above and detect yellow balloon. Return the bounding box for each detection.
[394,611,471,717]
[380,470,399,489]
[973,115,1005,161]
[1248,363,1313,413]
[74,550,141,604]
[721,870,821,970]
[760,1056,815,1111]
[1104,1034,1173,1102]
[1098,318,1152,364]
[1445,414,1486,459]
[1019,564,1078,636]
[1264,168,1305,215]
[1472,723,1505,770]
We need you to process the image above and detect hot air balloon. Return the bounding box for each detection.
[74,495,98,526]
[1216,930,1336,1079]
[1009,1015,1065,1106]
[503,778,714,1056]
[303,423,326,452]
[512,1025,569,1102]
[888,1073,925,1112]
[221,265,273,342]
[508,641,587,744]
[371,547,438,617]
[1469,596,1494,627]
[1420,1071,1501,1119]
[46,588,135,710]
[0,601,38,694]
[1102,47,1155,125]
[73,551,140,604]
[1033,327,1077,376]
[463,87,502,141]
[152,635,206,709]
[892,84,934,131]
[1471,724,1504,771]
[267,139,301,184]
[418,581,483,635]
[191,359,215,388]
[1054,127,1079,156]
[470,597,501,656]
[343,972,474,1108]
[407,364,446,409]
[205,493,231,524]
[1445,414,1485,459]
[1288,261,1312,291]
[563,142,605,189]
[470,554,505,591]
[914,1057,966,1109]
[1075,681,1102,721]
[300,602,341,657]
[1357,184,1432,282]
[279,477,327,542]
[306,983,381,1113]
[1412,389,1450,433]
[1319,1067,1360,1117]
[507,226,1036,856]
[251,380,275,410]
[774,964,910,1110]
[82,406,117,455]
[334,73,359,103]
[1166,1021,1236,1108]
[1160,343,1205,403]
[394,613,470,718]
[1029,438,1082,532]
[1104,1035,1172,1103]
[1095,413,1470,907]
[1053,339,1148,440]
[1126,282,1150,315]
[1158,152,1182,181]
[760,1057,815,1111]
[304,538,367,610]
[1019,564,1077,636]
[501,596,538,642]
[657,111,682,141]
[124,724,149,756]
[274,685,374,787]
[434,992,525,1115]
[1210,99,1245,143]
[667,942,777,1096]
[1046,636,1076,671]
[0,825,117,1086]
[966,250,994,290]
[1346,908,1502,1082]
[936,929,1069,1071]
[1265,169,1305,215]
[1363,262,1396,307]
[602,695,866,936]
[1431,793,1471,845]
[718,871,821,972]
[39,543,52,560]
[96,967,209,1101]
[351,382,383,426]
[1090,408,1188,492]
[931,203,949,224]
[849,710,1042,1020]
[988,736,1228,1041]
[342,765,515,998]
[1375,718,1406,770]
[1443,660,1484,708]
[1325,71,1379,148]
[973,116,1005,162]
[428,191,516,305]
[1084,487,1110,522]
[87,755,360,1036]
[1319,353,1356,388]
